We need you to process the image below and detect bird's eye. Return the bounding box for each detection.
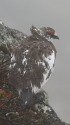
[47,30,54,35]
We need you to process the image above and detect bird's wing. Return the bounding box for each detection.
[8,39,56,93]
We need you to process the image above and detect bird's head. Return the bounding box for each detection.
[46,27,59,40]
[40,27,59,40]
[30,26,59,41]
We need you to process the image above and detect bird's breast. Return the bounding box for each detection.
[8,48,56,95]
[40,50,55,88]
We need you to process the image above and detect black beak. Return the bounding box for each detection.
[54,32,59,39]
[54,35,59,39]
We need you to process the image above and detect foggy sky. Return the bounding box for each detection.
[0,0,70,123]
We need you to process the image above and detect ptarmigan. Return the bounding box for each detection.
[8,26,59,105]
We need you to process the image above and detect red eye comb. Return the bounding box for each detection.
[47,30,54,35]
